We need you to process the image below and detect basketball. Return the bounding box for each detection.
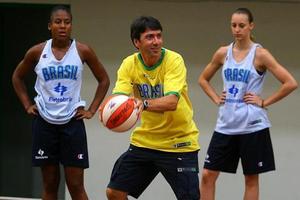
[99,95,139,132]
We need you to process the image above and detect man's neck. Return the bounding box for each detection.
[139,51,162,67]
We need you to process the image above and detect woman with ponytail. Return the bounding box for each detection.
[198,8,297,200]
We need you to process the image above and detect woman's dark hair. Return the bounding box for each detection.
[130,16,162,43]
[233,8,253,23]
[50,5,72,22]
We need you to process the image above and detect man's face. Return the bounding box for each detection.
[134,29,163,58]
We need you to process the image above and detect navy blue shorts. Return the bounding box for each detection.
[107,145,200,199]
[32,115,89,168]
[204,128,275,175]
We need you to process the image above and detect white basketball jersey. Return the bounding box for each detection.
[34,39,85,124]
[215,43,271,135]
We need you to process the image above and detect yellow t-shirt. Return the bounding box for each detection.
[113,48,200,152]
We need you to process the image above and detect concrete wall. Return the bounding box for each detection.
[2,0,300,199]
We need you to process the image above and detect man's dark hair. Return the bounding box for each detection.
[130,16,162,43]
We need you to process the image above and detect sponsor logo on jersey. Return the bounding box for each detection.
[47,82,73,103]
[225,84,243,103]
[54,82,67,96]
[48,96,73,103]
[228,84,239,97]
[143,74,155,80]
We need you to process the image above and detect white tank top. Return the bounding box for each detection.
[215,42,271,135]
[34,39,85,124]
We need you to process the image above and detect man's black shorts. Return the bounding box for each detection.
[108,145,200,199]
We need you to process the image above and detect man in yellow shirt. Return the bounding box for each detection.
[106,16,200,200]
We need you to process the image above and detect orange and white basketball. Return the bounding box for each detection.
[99,95,139,132]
